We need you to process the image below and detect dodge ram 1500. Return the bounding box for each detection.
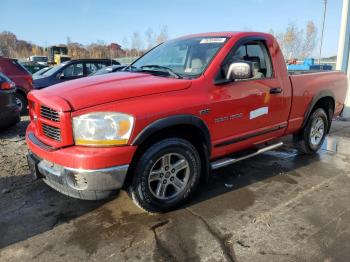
[26,32,347,212]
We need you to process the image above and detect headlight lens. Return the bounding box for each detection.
[73,112,134,146]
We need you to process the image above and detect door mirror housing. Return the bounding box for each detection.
[226,61,253,80]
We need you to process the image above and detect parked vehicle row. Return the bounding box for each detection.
[0,57,122,128]
[0,72,20,129]
[25,32,347,212]
[0,57,33,114]
[33,59,120,89]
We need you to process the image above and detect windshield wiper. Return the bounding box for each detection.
[140,65,182,79]
[123,65,138,72]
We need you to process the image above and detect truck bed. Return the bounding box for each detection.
[287,70,347,134]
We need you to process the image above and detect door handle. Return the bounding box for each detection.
[270,87,283,94]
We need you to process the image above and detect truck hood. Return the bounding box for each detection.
[36,72,192,110]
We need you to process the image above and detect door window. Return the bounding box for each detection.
[62,63,83,77]
[225,41,273,79]
[85,62,105,75]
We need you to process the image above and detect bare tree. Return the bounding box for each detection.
[272,21,318,60]
[281,23,303,59]
[300,21,317,59]
[31,45,44,56]
[66,36,72,45]
[145,27,156,50]
[68,42,89,58]
[156,26,169,44]
[0,31,17,57]
[131,32,142,56]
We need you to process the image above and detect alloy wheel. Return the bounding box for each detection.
[148,153,190,200]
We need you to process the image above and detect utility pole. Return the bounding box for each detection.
[318,0,328,64]
[337,0,350,71]
[337,0,350,118]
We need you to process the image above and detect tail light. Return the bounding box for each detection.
[0,81,15,90]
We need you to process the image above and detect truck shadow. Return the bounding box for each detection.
[182,143,327,214]
[0,117,30,140]
[0,173,112,249]
[0,139,338,250]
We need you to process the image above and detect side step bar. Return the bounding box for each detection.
[211,142,284,170]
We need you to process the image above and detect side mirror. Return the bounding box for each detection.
[226,61,253,80]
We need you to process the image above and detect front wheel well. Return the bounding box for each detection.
[312,96,334,132]
[124,124,211,188]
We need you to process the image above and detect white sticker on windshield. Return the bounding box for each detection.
[200,38,226,44]
[250,107,268,119]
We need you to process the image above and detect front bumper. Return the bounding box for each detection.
[27,152,129,200]
[26,123,137,170]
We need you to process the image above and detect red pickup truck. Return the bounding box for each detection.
[26,32,347,212]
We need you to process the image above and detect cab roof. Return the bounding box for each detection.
[175,31,272,40]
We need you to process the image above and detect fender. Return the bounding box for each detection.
[132,114,211,154]
[301,89,335,129]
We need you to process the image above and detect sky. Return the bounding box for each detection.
[0,0,343,57]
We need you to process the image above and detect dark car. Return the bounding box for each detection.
[33,59,120,89]
[91,65,127,76]
[0,72,20,129]
[0,57,33,114]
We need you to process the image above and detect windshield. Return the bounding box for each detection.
[41,62,68,77]
[131,36,227,78]
[33,67,51,76]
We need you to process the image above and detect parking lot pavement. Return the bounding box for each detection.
[1,118,350,261]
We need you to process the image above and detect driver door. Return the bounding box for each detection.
[209,39,289,150]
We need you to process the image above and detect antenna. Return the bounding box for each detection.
[318,0,328,64]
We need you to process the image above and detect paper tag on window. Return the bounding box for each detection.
[200,38,226,44]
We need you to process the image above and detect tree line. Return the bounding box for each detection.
[0,22,320,61]
[0,26,169,59]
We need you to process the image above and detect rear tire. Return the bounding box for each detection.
[293,108,328,154]
[14,93,28,115]
[130,138,201,213]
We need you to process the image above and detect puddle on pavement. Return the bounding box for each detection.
[263,149,298,159]
[65,192,174,257]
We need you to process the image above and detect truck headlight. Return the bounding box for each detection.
[73,112,134,146]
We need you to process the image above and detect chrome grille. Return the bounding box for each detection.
[40,106,60,122]
[42,123,61,141]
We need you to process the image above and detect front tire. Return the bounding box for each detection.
[130,138,201,213]
[293,108,329,154]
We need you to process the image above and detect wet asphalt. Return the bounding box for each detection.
[1,119,350,261]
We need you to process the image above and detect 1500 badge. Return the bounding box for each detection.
[215,113,243,123]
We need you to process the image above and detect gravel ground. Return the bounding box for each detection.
[1,118,350,261]
[0,116,31,196]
